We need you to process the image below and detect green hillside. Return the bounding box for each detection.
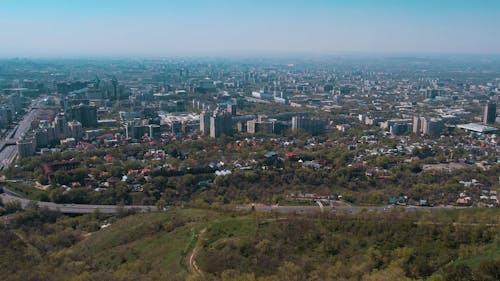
[0,207,498,281]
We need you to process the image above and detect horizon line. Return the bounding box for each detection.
[2,50,500,61]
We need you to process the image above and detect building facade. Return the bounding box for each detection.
[483,102,497,124]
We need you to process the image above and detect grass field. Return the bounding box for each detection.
[59,208,229,279]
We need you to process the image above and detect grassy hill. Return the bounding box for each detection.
[0,207,498,281]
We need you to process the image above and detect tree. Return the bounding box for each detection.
[4,200,22,214]
[277,262,305,281]
[156,199,167,211]
[474,259,500,281]
[362,265,411,281]
[443,264,472,281]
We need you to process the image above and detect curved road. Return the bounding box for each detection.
[0,192,158,214]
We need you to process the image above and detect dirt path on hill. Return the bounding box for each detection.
[188,228,207,275]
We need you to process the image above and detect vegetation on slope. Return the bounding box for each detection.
[0,207,498,281]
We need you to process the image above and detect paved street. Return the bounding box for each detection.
[0,192,158,214]
[236,204,461,214]
[0,101,40,169]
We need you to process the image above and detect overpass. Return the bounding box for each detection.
[0,139,17,153]
[0,124,19,153]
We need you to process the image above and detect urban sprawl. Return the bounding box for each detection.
[0,57,499,209]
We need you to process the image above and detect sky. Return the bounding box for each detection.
[0,0,499,57]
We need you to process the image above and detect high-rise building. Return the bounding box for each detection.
[124,123,149,140]
[227,103,237,116]
[422,118,444,137]
[247,118,275,134]
[147,124,161,138]
[256,120,274,134]
[246,120,258,134]
[17,137,36,158]
[236,121,247,132]
[70,104,98,128]
[483,102,497,124]
[34,129,49,148]
[210,114,233,138]
[170,121,182,134]
[68,121,83,140]
[53,113,68,140]
[390,122,408,136]
[419,117,428,135]
[199,112,211,135]
[0,106,13,128]
[291,116,326,135]
[412,116,421,134]
[47,126,57,145]
[111,77,119,100]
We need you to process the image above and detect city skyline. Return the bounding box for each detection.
[1,0,500,58]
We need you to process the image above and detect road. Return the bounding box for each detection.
[0,192,158,214]
[0,100,41,169]
[13,104,39,139]
[0,146,17,169]
[236,204,462,214]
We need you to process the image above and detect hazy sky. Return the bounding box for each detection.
[1,0,499,57]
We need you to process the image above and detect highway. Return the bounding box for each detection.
[0,192,158,214]
[0,146,17,169]
[0,100,40,169]
[13,104,39,139]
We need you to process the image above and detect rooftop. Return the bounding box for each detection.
[456,123,498,133]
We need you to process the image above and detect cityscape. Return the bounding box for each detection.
[0,1,499,281]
